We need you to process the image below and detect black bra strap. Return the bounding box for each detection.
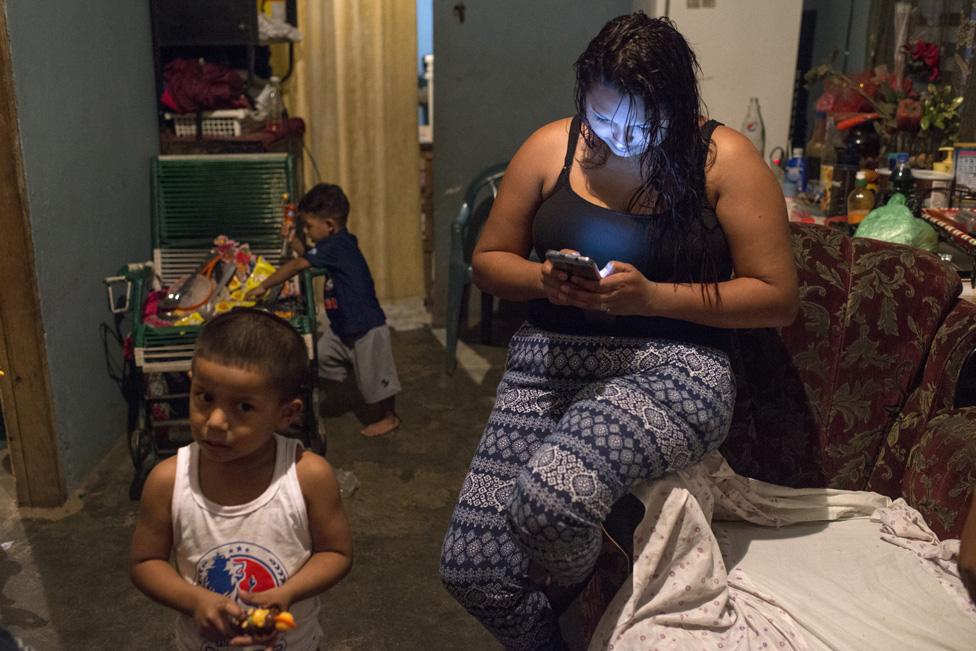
[702,119,723,142]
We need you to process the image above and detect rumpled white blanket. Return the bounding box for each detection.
[589,451,976,650]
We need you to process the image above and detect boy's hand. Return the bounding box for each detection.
[192,590,245,643]
[239,587,292,614]
[245,285,267,301]
[226,589,293,648]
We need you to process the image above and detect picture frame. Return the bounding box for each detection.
[953,142,976,191]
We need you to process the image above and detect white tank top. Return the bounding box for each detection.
[172,434,322,651]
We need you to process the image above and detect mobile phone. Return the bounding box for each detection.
[545,250,603,281]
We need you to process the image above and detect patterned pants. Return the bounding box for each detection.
[439,325,735,650]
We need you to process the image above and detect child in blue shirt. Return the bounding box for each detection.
[250,183,401,437]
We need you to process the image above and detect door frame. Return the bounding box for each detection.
[0,0,66,506]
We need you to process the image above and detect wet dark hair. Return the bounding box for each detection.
[298,182,350,226]
[194,308,307,400]
[574,12,721,298]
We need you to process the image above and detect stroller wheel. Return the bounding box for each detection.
[128,427,152,469]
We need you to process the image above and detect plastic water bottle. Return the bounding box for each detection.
[266,76,284,132]
[785,147,807,193]
[741,97,765,156]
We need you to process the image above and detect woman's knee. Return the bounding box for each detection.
[505,446,612,546]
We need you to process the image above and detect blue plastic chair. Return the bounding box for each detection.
[445,162,507,374]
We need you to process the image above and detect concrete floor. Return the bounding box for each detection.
[0,323,517,650]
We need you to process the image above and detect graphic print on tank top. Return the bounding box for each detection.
[197,541,288,601]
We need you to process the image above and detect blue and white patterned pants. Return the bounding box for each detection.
[439,325,735,650]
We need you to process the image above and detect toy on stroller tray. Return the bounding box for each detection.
[102,154,325,499]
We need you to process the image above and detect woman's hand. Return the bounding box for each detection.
[540,248,579,306]
[546,258,656,316]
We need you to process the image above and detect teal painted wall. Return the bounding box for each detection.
[6,1,158,491]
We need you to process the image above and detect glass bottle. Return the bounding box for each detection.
[805,112,828,188]
[741,97,765,156]
[890,152,916,213]
[847,170,875,229]
[266,76,284,133]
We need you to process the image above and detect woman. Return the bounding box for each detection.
[440,12,798,650]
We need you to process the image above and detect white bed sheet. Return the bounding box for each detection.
[588,453,976,650]
[714,517,976,651]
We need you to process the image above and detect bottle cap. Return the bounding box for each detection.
[896,152,909,163]
[855,170,867,180]
[792,147,803,158]
[270,75,281,84]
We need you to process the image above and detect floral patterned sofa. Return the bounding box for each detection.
[726,222,976,540]
[574,222,976,643]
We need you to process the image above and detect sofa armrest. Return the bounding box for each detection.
[869,299,976,496]
[902,407,976,539]
[921,299,976,413]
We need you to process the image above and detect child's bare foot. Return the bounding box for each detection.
[360,414,400,437]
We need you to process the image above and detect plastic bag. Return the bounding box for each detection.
[853,193,939,251]
[334,468,360,498]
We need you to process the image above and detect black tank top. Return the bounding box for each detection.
[528,117,733,348]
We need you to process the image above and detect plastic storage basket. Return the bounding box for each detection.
[167,109,250,138]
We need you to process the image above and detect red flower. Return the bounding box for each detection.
[905,40,941,82]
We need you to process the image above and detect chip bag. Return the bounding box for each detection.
[229,256,277,301]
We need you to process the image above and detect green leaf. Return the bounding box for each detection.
[921,115,931,130]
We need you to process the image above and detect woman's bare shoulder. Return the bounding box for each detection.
[517,117,574,159]
[505,117,574,191]
[707,125,766,178]
[710,124,762,156]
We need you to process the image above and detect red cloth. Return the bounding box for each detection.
[161,58,247,113]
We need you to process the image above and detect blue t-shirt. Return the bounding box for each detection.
[303,230,386,340]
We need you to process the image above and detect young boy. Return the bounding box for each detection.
[130,308,353,650]
[248,183,401,437]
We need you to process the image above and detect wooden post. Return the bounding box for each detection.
[0,0,67,506]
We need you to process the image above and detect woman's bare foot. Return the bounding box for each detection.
[360,414,401,437]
